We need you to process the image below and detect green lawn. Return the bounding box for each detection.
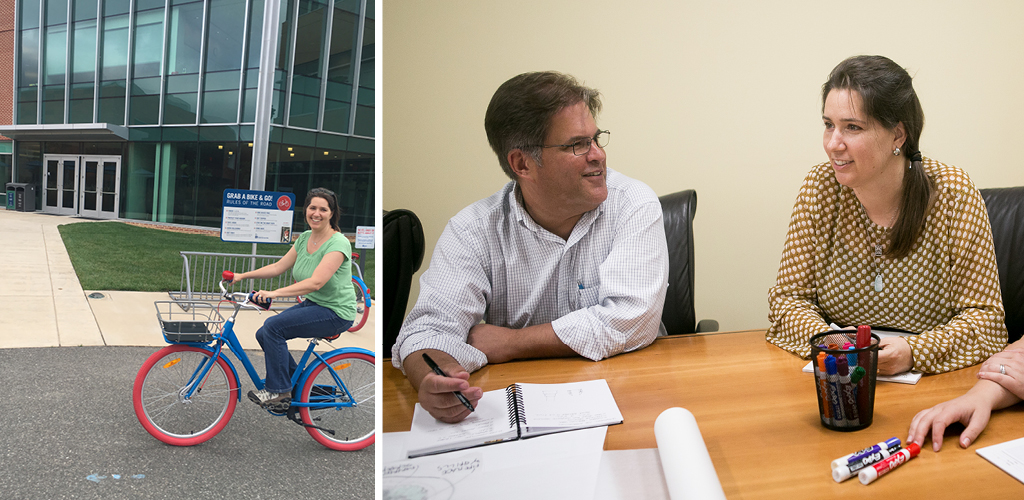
[59,221,375,295]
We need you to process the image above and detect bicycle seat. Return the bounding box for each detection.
[323,332,342,341]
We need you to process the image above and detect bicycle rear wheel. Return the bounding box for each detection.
[348,276,371,332]
[299,351,375,450]
[132,345,237,446]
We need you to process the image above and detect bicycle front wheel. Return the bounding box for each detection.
[132,345,237,446]
[299,351,375,450]
[348,276,371,332]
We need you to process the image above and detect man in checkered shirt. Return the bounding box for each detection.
[392,71,669,423]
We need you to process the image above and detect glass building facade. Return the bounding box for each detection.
[5,0,373,232]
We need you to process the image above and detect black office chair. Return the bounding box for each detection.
[658,190,718,335]
[979,186,1024,344]
[382,209,425,355]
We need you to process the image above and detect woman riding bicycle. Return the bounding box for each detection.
[230,187,357,410]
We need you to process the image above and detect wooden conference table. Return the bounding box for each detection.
[383,330,1024,498]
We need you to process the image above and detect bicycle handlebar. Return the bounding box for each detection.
[218,272,262,310]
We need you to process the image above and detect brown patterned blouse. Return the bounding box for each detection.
[767,157,1007,373]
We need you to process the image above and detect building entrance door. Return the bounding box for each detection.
[43,155,122,219]
[79,156,121,219]
[43,156,80,215]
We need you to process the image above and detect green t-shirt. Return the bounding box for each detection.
[293,230,356,321]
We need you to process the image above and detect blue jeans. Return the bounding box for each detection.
[255,299,353,394]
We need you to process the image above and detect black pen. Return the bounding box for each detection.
[422,353,475,412]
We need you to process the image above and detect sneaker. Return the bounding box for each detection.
[247,389,291,410]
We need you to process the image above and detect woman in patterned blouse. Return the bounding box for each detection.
[766,55,1007,375]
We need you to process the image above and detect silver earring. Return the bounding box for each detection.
[893,147,901,156]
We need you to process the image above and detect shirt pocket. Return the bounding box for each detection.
[577,286,599,310]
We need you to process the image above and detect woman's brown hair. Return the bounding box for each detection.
[823,55,932,259]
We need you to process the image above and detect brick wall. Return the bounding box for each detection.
[0,0,13,134]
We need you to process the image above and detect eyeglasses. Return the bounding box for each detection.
[528,130,610,156]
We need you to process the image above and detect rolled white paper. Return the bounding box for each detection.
[654,407,727,500]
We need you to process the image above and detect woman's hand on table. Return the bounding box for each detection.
[907,389,995,451]
[976,348,1024,400]
[877,336,914,375]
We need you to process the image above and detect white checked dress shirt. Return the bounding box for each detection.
[392,168,669,373]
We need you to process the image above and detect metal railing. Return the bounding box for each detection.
[169,251,296,309]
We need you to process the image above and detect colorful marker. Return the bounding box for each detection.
[847,437,902,465]
[850,366,867,384]
[858,443,921,485]
[825,355,845,427]
[832,443,901,482]
[816,352,832,425]
[831,438,901,470]
[855,325,873,417]
[836,356,860,427]
[856,324,871,350]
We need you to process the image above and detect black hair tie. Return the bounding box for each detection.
[908,151,922,162]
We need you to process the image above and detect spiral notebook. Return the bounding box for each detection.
[406,379,623,458]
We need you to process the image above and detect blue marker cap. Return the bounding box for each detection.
[825,355,837,375]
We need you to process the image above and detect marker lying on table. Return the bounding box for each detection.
[858,443,920,485]
[831,438,901,469]
[833,442,901,482]
[422,353,475,412]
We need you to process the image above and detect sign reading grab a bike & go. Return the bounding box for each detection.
[221,189,295,244]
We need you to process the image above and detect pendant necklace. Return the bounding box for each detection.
[865,210,897,292]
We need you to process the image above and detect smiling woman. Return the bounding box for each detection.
[227,187,359,410]
[766,55,1007,376]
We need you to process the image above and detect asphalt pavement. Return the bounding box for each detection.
[0,346,374,499]
[0,209,376,499]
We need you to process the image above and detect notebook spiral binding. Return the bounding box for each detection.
[506,384,527,436]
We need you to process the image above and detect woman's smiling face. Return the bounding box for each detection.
[306,196,332,229]
[822,88,904,191]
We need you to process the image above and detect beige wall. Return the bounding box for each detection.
[382,0,1024,332]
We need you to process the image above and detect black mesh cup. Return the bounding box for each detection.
[809,330,879,431]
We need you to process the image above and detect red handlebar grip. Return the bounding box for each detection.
[222,270,234,281]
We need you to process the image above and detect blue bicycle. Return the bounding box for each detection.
[132,271,375,450]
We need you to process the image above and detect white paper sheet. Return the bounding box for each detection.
[593,449,669,500]
[801,360,923,384]
[976,435,1024,484]
[654,407,727,500]
[801,326,923,384]
[383,426,607,500]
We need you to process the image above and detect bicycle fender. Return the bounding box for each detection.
[296,347,375,392]
[219,356,243,401]
[353,275,372,308]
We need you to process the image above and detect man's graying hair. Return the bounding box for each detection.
[484,71,602,179]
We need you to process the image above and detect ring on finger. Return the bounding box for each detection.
[999,364,1007,375]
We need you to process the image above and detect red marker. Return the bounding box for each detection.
[858,443,920,485]
[856,325,871,349]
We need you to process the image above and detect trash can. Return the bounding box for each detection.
[5,183,36,212]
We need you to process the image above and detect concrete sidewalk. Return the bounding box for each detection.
[0,209,376,353]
